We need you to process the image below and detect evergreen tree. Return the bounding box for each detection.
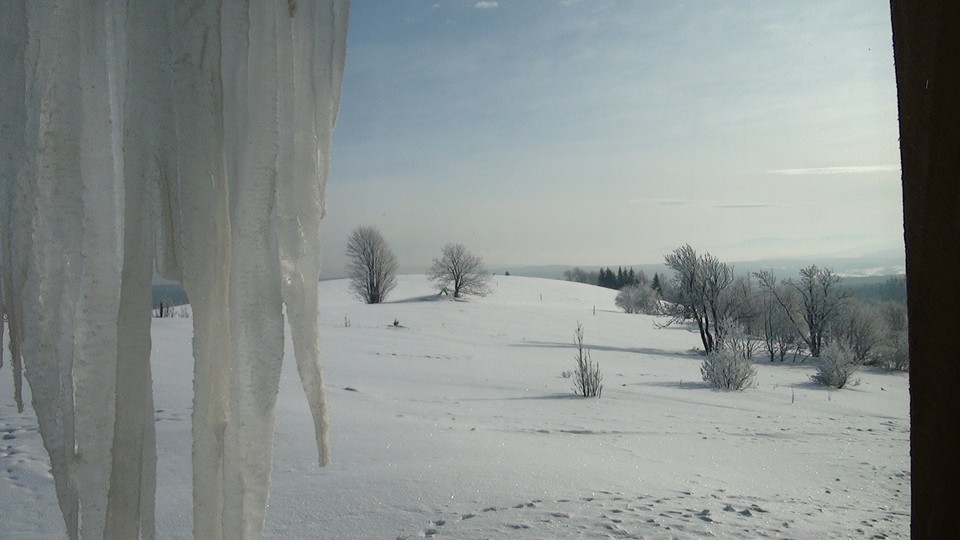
[651,272,662,296]
[599,267,617,289]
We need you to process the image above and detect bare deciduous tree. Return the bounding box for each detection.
[755,266,849,358]
[759,284,797,362]
[563,267,598,285]
[660,245,735,354]
[428,243,491,298]
[345,226,399,304]
[832,300,882,364]
[877,301,909,371]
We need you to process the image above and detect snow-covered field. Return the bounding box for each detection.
[1,275,910,538]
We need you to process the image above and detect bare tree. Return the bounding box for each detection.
[345,226,399,304]
[876,300,909,371]
[723,275,760,335]
[428,243,491,298]
[832,300,882,364]
[563,267,598,285]
[755,266,849,358]
[660,245,734,354]
[758,284,797,362]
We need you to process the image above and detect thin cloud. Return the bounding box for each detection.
[627,199,771,209]
[716,203,772,209]
[626,198,690,206]
[767,165,900,176]
[474,1,498,9]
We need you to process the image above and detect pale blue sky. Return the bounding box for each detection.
[322,0,902,276]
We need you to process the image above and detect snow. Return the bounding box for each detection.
[1,275,910,538]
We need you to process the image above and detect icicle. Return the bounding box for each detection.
[165,2,233,538]
[17,2,88,537]
[219,2,287,538]
[0,0,27,415]
[72,2,128,537]
[277,0,351,469]
[103,2,169,538]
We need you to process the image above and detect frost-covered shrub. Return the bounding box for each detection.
[831,301,882,364]
[875,301,909,371]
[615,285,657,314]
[811,343,859,388]
[572,322,602,398]
[721,318,761,360]
[876,341,909,371]
[701,349,756,391]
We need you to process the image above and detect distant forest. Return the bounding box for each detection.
[844,276,907,303]
[563,266,663,293]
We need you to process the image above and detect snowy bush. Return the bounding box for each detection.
[615,285,657,314]
[811,343,859,388]
[572,322,602,398]
[875,330,909,372]
[722,318,760,360]
[875,301,909,371]
[877,342,909,371]
[700,349,756,391]
[831,301,882,364]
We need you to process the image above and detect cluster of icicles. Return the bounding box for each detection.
[0,1,349,538]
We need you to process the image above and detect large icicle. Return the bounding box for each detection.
[219,2,287,538]
[277,0,351,469]
[0,0,26,414]
[166,2,234,538]
[18,2,87,537]
[103,1,171,538]
[72,2,128,537]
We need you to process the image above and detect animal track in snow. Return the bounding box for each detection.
[401,484,905,538]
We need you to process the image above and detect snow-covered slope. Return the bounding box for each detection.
[0,275,910,538]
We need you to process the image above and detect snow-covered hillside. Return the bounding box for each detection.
[0,275,910,538]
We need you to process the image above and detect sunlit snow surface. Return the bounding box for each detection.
[1,276,909,538]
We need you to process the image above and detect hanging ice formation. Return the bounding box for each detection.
[0,1,349,538]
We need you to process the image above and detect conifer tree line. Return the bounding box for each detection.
[564,266,664,293]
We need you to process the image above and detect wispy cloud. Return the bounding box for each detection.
[626,198,690,206]
[627,199,771,209]
[767,165,900,176]
[474,1,498,9]
[715,203,772,209]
